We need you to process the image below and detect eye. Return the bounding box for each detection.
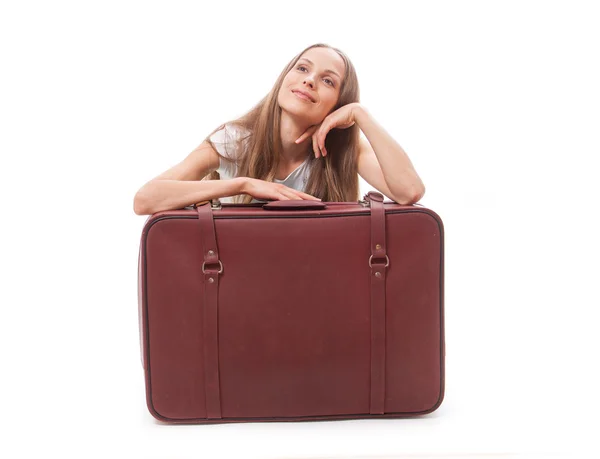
[297,66,335,87]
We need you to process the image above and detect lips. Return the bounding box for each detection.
[292,89,315,103]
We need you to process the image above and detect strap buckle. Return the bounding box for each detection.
[368,255,389,268]
[202,260,223,274]
[194,199,222,210]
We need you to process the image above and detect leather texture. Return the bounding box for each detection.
[262,200,327,210]
[137,192,445,424]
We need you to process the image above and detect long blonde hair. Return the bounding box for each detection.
[202,43,361,204]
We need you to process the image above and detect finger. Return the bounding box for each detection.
[294,133,307,144]
[312,133,320,158]
[291,191,309,200]
[318,125,329,156]
[301,192,322,201]
[283,188,310,201]
[297,125,318,144]
[279,188,299,200]
[293,189,321,201]
[295,188,318,200]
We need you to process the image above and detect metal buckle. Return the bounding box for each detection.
[202,260,223,274]
[194,199,222,210]
[368,254,389,268]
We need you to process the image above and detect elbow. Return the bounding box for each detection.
[133,188,151,215]
[391,184,425,206]
[412,184,425,203]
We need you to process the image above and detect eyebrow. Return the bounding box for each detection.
[298,58,341,80]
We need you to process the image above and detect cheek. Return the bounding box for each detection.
[325,94,338,109]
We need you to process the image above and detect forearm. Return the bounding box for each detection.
[354,106,425,201]
[134,177,247,215]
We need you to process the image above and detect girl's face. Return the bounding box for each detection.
[278,47,346,125]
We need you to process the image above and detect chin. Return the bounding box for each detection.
[281,102,309,117]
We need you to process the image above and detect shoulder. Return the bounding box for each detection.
[210,123,251,147]
[209,123,251,161]
[214,122,251,138]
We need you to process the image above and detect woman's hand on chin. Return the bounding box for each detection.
[294,103,361,158]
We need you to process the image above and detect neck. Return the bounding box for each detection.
[279,110,313,164]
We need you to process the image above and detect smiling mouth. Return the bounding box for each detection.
[293,90,314,102]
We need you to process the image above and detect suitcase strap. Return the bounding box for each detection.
[196,192,389,418]
[366,191,388,414]
[197,203,224,419]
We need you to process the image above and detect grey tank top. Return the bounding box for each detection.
[208,123,313,204]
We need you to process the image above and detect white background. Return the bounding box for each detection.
[1,0,598,458]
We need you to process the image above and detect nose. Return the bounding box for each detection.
[303,74,315,88]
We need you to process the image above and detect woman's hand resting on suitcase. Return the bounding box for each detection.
[242,178,321,201]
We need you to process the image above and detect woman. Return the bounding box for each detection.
[133,43,425,215]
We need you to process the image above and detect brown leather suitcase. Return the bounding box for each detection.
[137,191,445,424]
